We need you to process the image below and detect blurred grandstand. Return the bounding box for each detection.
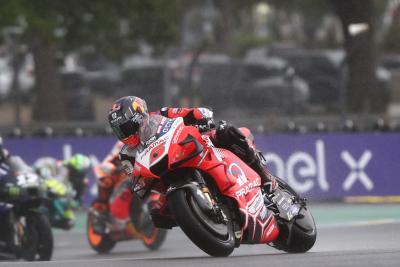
[0,48,398,137]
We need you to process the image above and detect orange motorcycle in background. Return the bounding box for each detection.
[86,161,167,253]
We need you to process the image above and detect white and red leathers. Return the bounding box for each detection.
[100,107,275,221]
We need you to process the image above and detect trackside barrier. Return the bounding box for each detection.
[255,132,400,201]
[4,132,400,205]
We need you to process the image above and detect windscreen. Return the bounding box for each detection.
[140,114,165,147]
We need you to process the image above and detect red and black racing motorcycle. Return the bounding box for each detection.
[130,117,317,257]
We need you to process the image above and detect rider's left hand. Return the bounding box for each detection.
[195,107,215,131]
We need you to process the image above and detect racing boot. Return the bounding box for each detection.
[248,151,278,196]
[216,122,277,195]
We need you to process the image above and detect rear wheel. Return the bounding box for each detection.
[168,187,235,257]
[271,177,317,253]
[86,205,116,254]
[272,206,317,253]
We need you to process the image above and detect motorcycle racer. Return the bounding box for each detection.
[33,153,91,204]
[106,97,277,211]
[93,141,125,207]
[0,136,10,166]
[62,154,91,204]
[110,96,276,189]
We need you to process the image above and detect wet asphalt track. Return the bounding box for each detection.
[1,203,400,267]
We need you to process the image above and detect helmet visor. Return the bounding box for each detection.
[112,119,140,141]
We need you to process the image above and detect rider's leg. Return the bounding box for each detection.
[248,150,277,194]
[215,123,277,194]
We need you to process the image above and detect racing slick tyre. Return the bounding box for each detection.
[168,188,235,257]
[272,177,317,253]
[142,228,167,251]
[22,212,54,261]
[273,207,317,253]
[86,209,116,254]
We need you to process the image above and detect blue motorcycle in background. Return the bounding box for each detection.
[0,156,53,261]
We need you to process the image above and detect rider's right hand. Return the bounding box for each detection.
[196,117,216,132]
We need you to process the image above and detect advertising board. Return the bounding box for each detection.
[4,132,400,203]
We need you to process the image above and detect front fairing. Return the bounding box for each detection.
[139,120,263,209]
[0,167,44,206]
[135,116,193,179]
[139,114,164,146]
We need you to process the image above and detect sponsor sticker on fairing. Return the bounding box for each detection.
[172,125,184,144]
[156,118,167,134]
[202,136,215,147]
[159,119,175,136]
[229,163,248,186]
[287,204,300,221]
[265,223,275,238]
[235,177,261,198]
[258,205,269,221]
[144,136,157,147]
[248,191,264,214]
[141,136,168,159]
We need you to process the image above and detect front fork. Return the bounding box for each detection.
[191,170,231,225]
[166,169,229,224]
[190,170,244,245]
[5,211,29,257]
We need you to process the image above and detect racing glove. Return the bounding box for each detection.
[160,107,215,129]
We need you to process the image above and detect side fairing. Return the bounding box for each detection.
[205,149,262,209]
[204,148,279,244]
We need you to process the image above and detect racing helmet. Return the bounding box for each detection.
[108,96,149,146]
[65,154,91,172]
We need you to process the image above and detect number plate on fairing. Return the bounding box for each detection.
[137,117,183,169]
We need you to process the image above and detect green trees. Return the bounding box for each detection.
[331,0,382,112]
[0,0,388,121]
[0,0,183,121]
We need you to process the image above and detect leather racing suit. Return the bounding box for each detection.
[103,107,275,223]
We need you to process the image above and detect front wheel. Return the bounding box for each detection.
[86,205,116,254]
[21,212,54,261]
[168,188,235,257]
[141,228,168,251]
